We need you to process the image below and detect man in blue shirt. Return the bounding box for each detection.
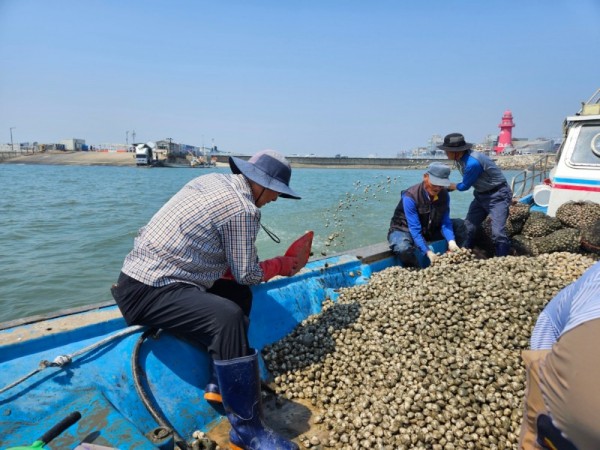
[439,133,513,257]
[388,162,466,267]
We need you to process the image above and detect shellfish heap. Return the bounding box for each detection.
[263,251,596,449]
[477,200,600,257]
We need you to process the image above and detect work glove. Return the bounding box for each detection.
[221,268,234,280]
[448,240,460,252]
[426,250,438,264]
[284,231,314,268]
[260,256,300,282]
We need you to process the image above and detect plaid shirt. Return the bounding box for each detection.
[121,173,263,288]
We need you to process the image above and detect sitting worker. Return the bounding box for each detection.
[111,150,304,450]
[519,261,600,450]
[387,162,466,267]
[439,132,513,257]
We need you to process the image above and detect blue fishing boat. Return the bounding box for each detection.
[2,90,599,449]
[0,244,401,449]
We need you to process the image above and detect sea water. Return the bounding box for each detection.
[0,163,519,323]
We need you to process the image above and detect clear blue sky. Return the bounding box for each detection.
[1,0,599,157]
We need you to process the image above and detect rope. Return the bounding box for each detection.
[0,325,145,395]
[131,329,190,450]
[0,366,44,395]
[582,239,600,251]
[260,222,281,243]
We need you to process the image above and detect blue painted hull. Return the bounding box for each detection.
[0,246,397,449]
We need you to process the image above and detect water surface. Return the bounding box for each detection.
[0,163,519,322]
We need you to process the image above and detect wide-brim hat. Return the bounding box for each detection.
[229,150,300,199]
[437,133,473,152]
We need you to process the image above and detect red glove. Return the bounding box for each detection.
[260,256,299,282]
[221,267,235,280]
[284,231,313,270]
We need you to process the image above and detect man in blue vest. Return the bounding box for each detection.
[439,133,513,257]
[388,162,466,267]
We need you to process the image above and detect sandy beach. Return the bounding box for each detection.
[0,150,547,170]
[0,151,230,168]
[1,150,138,166]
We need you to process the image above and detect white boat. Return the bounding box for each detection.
[512,88,600,214]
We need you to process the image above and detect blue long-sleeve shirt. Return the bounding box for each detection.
[455,153,484,191]
[402,193,455,254]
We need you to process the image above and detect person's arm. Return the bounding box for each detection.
[403,196,429,254]
[221,212,263,285]
[440,195,455,243]
[530,281,577,349]
[529,312,561,350]
[456,156,483,191]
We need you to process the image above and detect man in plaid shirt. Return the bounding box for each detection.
[111,150,304,449]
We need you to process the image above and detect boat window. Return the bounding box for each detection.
[570,124,600,165]
[592,132,600,158]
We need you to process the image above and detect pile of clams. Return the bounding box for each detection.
[264,251,596,449]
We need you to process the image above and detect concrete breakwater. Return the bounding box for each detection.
[213,154,437,169]
[215,154,551,170]
[1,150,550,171]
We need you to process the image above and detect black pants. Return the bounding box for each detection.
[111,272,252,360]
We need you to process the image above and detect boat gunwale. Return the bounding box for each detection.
[0,243,394,333]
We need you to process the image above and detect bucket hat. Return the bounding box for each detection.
[229,150,300,199]
[426,162,451,187]
[437,133,473,152]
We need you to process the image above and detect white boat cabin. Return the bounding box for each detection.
[545,89,600,216]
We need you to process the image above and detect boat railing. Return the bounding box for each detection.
[510,154,554,198]
[580,88,600,115]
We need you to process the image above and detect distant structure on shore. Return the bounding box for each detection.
[1,119,557,162]
[494,110,516,154]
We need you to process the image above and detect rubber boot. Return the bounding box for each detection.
[204,363,226,415]
[214,350,298,450]
[495,242,511,257]
[204,363,222,404]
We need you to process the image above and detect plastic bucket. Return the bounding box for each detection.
[533,184,552,207]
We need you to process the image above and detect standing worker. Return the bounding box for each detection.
[388,162,465,267]
[519,261,600,449]
[438,132,513,257]
[111,150,305,450]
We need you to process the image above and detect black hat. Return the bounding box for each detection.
[437,133,473,152]
[229,150,300,199]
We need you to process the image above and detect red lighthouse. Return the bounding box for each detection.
[494,110,515,154]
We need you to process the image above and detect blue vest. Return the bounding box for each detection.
[389,182,449,239]
[458,150,507,193]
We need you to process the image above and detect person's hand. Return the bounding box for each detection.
[448,183,457,192]
[426,250,438,264]
[277,255,300,276]
[284,231,313,272]
[448,240,460,252]
[221,267,235,280]
[260,256,300,281]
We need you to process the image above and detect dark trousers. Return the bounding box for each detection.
[387,218,467,266]
[111,272,252,360]
[464,184,512,249]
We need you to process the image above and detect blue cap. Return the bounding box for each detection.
[426,163,451,187]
